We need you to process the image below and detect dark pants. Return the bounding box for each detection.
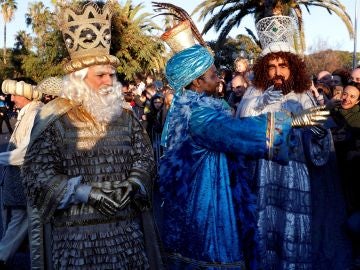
[0,107,12,134]
[348,212,360,263]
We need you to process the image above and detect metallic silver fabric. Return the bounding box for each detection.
[238,89,318,269]
[22,103,155,269]
[256,160,312,269]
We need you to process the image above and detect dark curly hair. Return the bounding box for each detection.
[344,81,360,100]
[252,51,311,94]
[332,68,351,86]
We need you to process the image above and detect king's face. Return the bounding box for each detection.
[267,57,290,84]
[84,65,116,92]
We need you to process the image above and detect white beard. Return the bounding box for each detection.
[61,70,125,123]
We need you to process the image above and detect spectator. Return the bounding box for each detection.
[146,74,155,86]
[121,82,135,106]
[332,68,351,97]
[234,57,252,83]
[330,82,360,268]
[146,93,165,167]
[234,56,249,75]
[228,74,248,114]
[316,70,334,100]
[133,72,146,96]
[162,87,174,124]
[351,67,360,83]
[216,80,226,99]
[0,94,13,134]
[219,67,233,100]
[133,90,148,128]
[161,85,172,95]
[145,84,157,99]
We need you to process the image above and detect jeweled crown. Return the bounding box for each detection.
[58,1,119,73]
[256,16,297,57]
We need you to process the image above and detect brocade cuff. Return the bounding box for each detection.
[266,112,292,164]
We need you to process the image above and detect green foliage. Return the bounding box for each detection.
[0,0,166,82]
[111,1,166,80]
[21,0,67,82]
[0,50,17,80]
[0,0,17,23]
[209,35,261,69]
[1,0,18,63]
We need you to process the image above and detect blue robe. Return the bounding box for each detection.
[158,90,292,269]
[238,87,352,269]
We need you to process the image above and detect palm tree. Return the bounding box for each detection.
[0,0,17,64]
[25,2,51,38]
[111,0,166,79]
[14,30,33,52]
[193,0,354,52]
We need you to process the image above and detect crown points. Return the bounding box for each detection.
[58,1,120,73]
[59,1,113,59]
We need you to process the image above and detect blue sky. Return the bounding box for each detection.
[1,0,359,54]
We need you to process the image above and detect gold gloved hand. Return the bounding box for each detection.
[291,106,330,127]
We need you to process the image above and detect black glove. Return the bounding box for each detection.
[114,181,140,210]
[88,187,120,217]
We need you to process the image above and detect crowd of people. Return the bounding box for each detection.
[0,1,359,270]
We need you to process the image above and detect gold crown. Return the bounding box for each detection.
[58,1,120,73]
[161,20,196,53]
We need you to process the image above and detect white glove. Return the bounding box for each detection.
[255,86,283,111]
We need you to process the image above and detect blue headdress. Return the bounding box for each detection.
[156,15,214,93]
[152,3,215,146]
[155,16,214,146]
[161,44,214,146]
[165,45,214,95]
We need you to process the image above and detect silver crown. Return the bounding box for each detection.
[256,16,297,57]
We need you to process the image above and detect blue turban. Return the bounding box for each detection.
[165,44,214,94]
[161,45,214,147]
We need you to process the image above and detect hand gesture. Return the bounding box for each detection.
[88,187,120,217]
[113,181,140,210]
[256,86,283,110]
[291,106,330,127]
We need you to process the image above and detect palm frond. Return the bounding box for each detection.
[245,27,261,47]
[298,0,354,38]
[201,3,246,34]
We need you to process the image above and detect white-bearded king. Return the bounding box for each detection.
[21,2,162,269]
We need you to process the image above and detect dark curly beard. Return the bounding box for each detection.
[265,75,293,95]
